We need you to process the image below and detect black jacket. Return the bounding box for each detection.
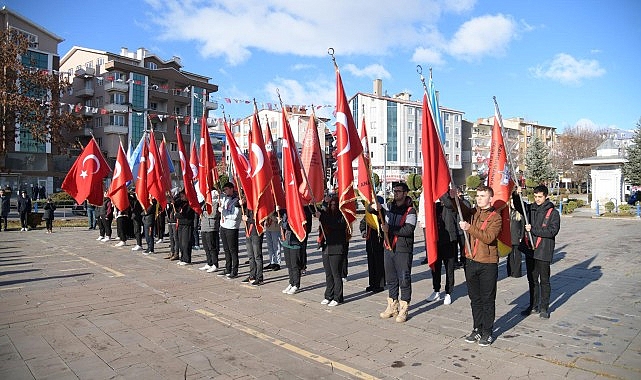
[17,196,31,213]
[43,202,56,220]
[381,197,416,253]
[513,194,560,262]
[318,209,348,255]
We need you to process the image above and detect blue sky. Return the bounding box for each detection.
[7,0,641,131]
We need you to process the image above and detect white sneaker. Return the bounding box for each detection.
[282,284,293,294]
[426,291,441,302]
[206,265,218,273]
[156,238,163,244]
[199,264,211,271]
[328,300,339,307]
[131,245,142,251]
[101,237,110,242]
[178,261,187,266]
[142,251,151,256]
[320,299,330,305]
[286,286,298,295]
[114,241,125,247]
[96,236,104,241]
[444,294,452,305]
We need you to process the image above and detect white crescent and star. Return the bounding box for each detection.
[235,147,252,177]
[198,137,206,168]
[113,161,122,181]
[147,153,155,174]
[335,112,350,157]
[80,154,101,179]
[250,143,264,177]
[178,151,186,176]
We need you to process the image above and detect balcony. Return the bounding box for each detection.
[104,81,129,92]
[104,103,129,113]
[75,67,95,78]
[75,87,94,97]
[204,100,218,110]
[104,125,128,135]
[79,127,93,136]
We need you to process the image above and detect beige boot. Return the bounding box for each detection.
[380,297,399,319]
[395,300,409,323]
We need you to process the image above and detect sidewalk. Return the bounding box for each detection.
[1,215,640,379]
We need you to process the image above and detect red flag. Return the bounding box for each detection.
[264,119,286,210]
[300,113,325,204]
[135,138,150,210]
[189,140,199,179]
[147,130,168,209]
[62,138,111,205]
[357,116,375,205]
[224,120,254,207]
[487,114,514,256]
[159,137,172,195]
[249,110,275,234]
[334,67,363,229]
[176,125,202,214]
[281,108,307,241]
[198,115,217,213]
[107,142,133,211]
[421,93,451,271]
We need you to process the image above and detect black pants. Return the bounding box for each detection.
[1,214,7,230]
[323,253,345,302]
[156,213,165,239]
[177,224,194,263]
[20,211,29,229]
[202,230,219,267]
[384,249,413,302]
[284,245,302,287]
[457,233,466,266]
[116,217,128,242]
[366,234,385,289]
[99,217,112,238]
[525,256,551,312]
[168,223,177,254]
[432,255,456,294]
[342,243,349,278]
[192,217,200,247]
[247,233,264,281]
[465,259,498,337]
[220,227,239,276]
[132,217,143,246]
[507,245,523,277]
[45,218,53,231]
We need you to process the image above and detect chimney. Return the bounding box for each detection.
[120,47,129,56]
[373,79,382,96]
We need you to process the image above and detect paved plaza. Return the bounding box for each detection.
[0,212,640,379]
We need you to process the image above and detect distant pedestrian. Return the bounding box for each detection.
[263,212,282,271]
[17,190,32,231]
[0,189,9,231]
[86,201,96,230]
[42,197,56,233]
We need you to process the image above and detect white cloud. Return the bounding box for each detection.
[290,63,315,71]
[530,53,605,85]
[343,63,391,79]
[447,14,518,61]
[263,77,335,117]
[411,47,445,65]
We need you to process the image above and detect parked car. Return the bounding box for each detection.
[71,202,86,216]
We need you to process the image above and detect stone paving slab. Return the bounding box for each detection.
[1,216,640,379]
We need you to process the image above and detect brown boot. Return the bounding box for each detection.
[164,254,173,259]
[380,297,399,319]
[395,300,409,323]
[169,254,179,261]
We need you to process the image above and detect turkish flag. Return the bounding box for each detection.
[159,137,172,195]
[147,129,168,209]
[420,93,451,271]
[176,125,202,214]
[264,118,286,210]
[135,138,150,210]
[249,110,275,234]
[62,138,111,206]
[281,108,307,241]
[224,120,254,207]
[198,115,217,213]
[334,67,363,229]
[487,114,514,256]
[357,116,375,205]
[107,142,133,211]
[189,140,199,179]
[300,112,325,204]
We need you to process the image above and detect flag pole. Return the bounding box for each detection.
[417,65,472,256]
[223,114,249,236]
[493,96,534,245]
[262,114,282,215]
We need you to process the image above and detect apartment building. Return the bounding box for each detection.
[59,46,218,179]
[349,79,465,190]
[0,7,64,195]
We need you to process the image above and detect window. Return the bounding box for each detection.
[446,153,450,161]
[370,121,376,129]
[370,151,374,158]
[175,106,182,115]
[371,136,377,144]
[94,118,103,128]
[113,72,125,81]
[146,61,157,70]
[455,127,459,135]
[76,65,82,71]
[445,127,450,134]
[408,108,414,116]
[109,115,125,126]
[408,136,413,144]
[444,113,449,121]
[85,61,93,69]
[456,154,460,161]
[454,115,459,122]
[169,142,178,151]
[96,137,102,147]
[150,102,158,110]
[408,121,414,130]
[95,96,103,106]
[109,93,126,104]
[96,57,104,67]
[408,151,413,159]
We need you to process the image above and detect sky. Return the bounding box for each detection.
[6,0,641,132]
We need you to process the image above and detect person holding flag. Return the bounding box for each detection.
[359,196,385,294]
[217,182,242,278]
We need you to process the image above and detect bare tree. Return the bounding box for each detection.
[1,28,82,155]
[551,125,606,187]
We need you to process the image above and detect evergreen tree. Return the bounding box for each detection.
[623,119,641,186]
[524,136,556,185]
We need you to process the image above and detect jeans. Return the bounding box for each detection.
[384,249,413,302]
[144,222,155,252]
[87,207,96,229]
[246,233,264,280]
[465,259,498,337]
[220,227,239,275]
[265,230,282,264]
[525,256,551,312]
